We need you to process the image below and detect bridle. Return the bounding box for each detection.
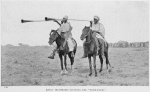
[83,28,92,43]
[49,30,60,43]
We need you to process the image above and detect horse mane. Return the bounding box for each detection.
[50,29,62,47]
[84,26,94,44]
[51,30,61,38]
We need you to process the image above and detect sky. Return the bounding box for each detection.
[1,0,149,46]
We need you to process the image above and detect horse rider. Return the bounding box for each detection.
[82,15,106,58]
[48,15,73,59]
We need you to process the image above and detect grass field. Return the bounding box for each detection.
[1,46,149,86]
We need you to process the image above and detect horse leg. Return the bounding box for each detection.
[68,52,74,72]
[59,54,64,75]
[104,52,108,69]
[99,55,103,73]
[88,55,92,76]
[104,51,112,73]
[71,58,74,71]
[64,54,68,74]
[93,55,97,77]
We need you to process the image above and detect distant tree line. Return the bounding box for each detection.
[108,41,149,48]
[2,41,149,48]
[18,43,29,47]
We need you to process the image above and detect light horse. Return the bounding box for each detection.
[49,30,77,74]
[80,26,112,77]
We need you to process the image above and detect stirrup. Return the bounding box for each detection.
[81,54,87,58]
[48,53,55,59]
[48,55,54,59]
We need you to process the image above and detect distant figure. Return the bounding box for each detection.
[82,16,106,58]
[48,15,74,59]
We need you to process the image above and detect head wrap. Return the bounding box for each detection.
[94,16,100,21]
[63,15,68,20]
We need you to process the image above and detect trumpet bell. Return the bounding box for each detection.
[21,19,33,23]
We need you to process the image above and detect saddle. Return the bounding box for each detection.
[60,32,75,51]
[59,32,66,50]
[92,32,107,48]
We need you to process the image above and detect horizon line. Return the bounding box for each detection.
[1,41,149,46]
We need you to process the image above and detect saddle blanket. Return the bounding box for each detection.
[67,38,75,51]
[96,33,107,46]
[96,33,104,40]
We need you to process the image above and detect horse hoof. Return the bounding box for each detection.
[95,74,97,77]
[71,70,75,73]
[60,71,64,75]
[99,70,102,73]
[108,69,112,73]
[89,73,92,76]
[64,70,68,75]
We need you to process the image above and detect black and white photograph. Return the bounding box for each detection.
[1,0,149,92]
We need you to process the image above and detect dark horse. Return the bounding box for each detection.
[49,30,77,74]
[80,26,112,77]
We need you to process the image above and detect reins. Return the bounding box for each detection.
[84,29,92,44]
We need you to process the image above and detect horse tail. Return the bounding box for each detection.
[105,42,109,52]
[73,39,77,55]
[107,42,109,49]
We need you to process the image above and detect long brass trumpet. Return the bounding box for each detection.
[45,17,90,22]
[21,19,45,23]
[21,17,90,23]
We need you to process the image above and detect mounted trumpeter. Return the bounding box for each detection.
[80,16,112,76]
[48,15,76,59]
[48,15,77,74]
[82,16,107,58]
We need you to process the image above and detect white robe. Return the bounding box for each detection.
[91,22,105,40]
[56,22,75,51]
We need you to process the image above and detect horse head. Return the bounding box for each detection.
[80,26,91,40]
[48,30,59,45]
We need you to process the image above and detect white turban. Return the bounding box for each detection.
[63,15,68,20]
[94,16,99,21]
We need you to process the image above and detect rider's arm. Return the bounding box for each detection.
[90,21,92,27]
[98,31,104,38]
[65,23,72,37]
[93,30,104,38]
[100,23,105,38]
[53,19,61,26]
[67,22,72,32]
[69,25,72,31]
